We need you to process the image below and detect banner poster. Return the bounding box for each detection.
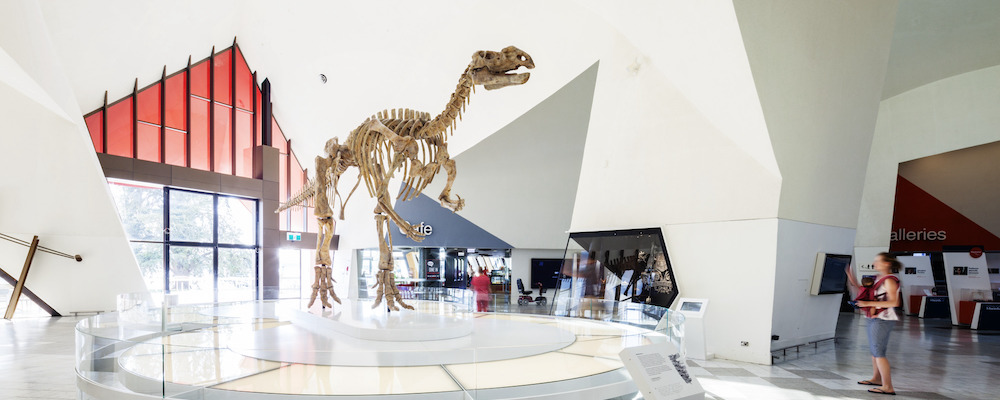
[942,252,992,325]
[619,342,704,400]
[987,253,1000,291]
[897,256,935,314]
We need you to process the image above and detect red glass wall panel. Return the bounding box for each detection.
[288,154,305,198]
[235,110,253,178]
[272,118,287,154]
[235,48,253,111]
[136,123,161,162]
[213,103,233,174]
[189,97,211,170]
[164,72,187,130]
[289,158,305,231]
[136,83,160,124]
[279,154,288,200]
[279,209,289,231]
[190,61,210,98]
[85,112,103,153]
[106,98,133,157]
[290,154,304,194]
[164,129,186,167]
[307,210,319,233]
[84,43,313,221]
[214,49,232,105]
[290,207,304,231]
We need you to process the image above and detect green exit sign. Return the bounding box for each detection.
[287,232,302,242]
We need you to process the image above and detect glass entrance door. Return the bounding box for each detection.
[168,245,214,304]
[164,188,259,304]
[110,180,260,305]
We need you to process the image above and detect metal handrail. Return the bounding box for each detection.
[0,232,82,261]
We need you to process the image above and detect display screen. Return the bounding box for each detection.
[680,302,702,312]
[817,254,852,294]
[531,258,564,289]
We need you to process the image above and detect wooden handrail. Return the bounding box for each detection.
[4,236,39,319]
[1,233,81,319]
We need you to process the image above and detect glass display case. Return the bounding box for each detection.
[552,228,679,314]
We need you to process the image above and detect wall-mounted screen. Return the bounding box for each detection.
[680,301,702,312]
[810,253,852,295]
[531,258,563,289]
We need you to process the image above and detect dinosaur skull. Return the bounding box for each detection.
[469,46,534,90]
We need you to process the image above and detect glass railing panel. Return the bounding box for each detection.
[76,295,684,399]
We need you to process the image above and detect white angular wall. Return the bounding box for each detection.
[0,2,147,313]
[732,0,899,357]
[570,3,782,364]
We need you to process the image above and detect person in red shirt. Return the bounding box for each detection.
[471,267,491,312]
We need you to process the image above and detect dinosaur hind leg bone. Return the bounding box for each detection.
[371,214,414,311]
[308,217,341,308]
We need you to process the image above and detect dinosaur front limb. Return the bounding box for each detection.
[378,198,425,242]
[437,153,465,212]
[338,175,361,220]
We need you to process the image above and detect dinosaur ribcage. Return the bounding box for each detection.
[348,109,444,202]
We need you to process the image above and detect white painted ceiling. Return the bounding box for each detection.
[881,0,1000,99]
[36,0,612,162]
[26,1,1000,166]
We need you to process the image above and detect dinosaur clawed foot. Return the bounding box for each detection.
[439,194,465,212]
[398,220,426,242]
[370,270,414,311]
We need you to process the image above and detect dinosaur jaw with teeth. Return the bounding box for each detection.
[472,68,531,90]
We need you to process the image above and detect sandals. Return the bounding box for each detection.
[868,388,896,395]
[857,380,881,386]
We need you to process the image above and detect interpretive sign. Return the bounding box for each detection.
[942,252,992,325]
[897,256,934,314]
[619,342,704,400]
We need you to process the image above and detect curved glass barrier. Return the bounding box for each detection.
[77,290,685,399]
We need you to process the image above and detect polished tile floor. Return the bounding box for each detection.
[697,312,1000,400]
[1,311,998,399]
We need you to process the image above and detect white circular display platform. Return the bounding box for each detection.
[83,300,676,400]
[228,315,575,366]
[288,299,476,342]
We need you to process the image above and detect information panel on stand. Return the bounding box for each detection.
[619,342,704,400]
[942,252,992,325]
[897,255,934,315]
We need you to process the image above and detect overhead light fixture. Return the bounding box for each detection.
[319,74,327,84]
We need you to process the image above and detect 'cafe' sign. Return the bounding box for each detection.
[398,221,433,236]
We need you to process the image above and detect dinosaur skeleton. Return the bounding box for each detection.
[277,46,534,311]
